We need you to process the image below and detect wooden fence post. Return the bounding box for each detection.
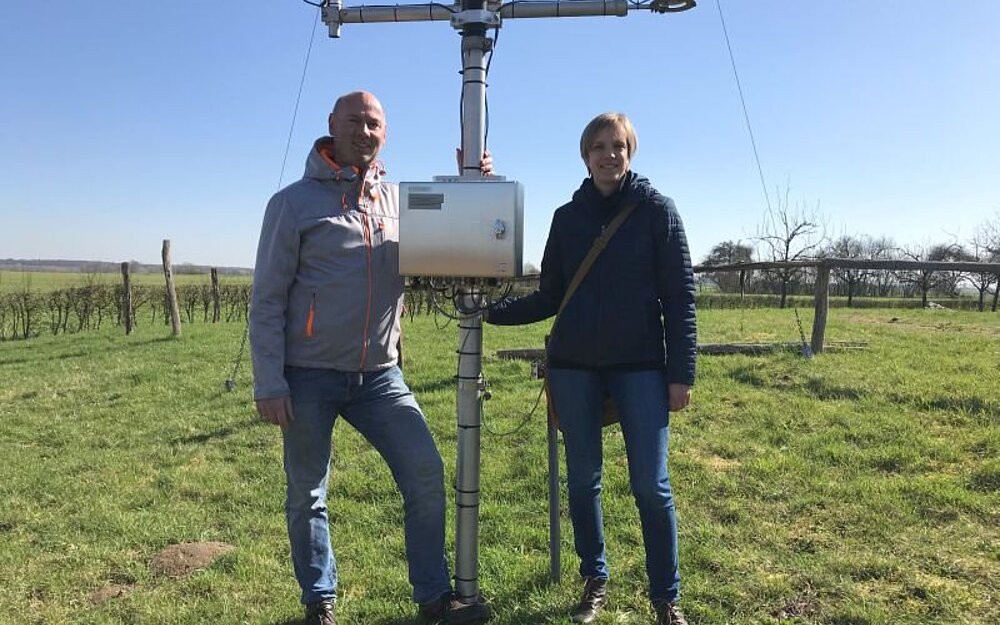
[161,239,182,337]
[210,268,221,323]
[120,261,133,335]
[810,261,831,354]
[993,275,999,312]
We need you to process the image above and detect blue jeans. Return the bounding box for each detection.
[547,368,680,604]
[282,365,452,606]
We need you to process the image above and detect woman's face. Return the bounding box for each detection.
[586,124,630,195]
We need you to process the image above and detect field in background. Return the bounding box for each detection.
[0,308,998,624]
[0,270,252,294]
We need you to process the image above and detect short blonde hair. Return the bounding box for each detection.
[579,112,638,164]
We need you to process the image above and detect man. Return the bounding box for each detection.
[250,91,491,625]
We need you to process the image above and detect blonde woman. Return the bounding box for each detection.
[486,112,696,625]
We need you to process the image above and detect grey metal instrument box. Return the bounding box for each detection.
[399,177,524,278]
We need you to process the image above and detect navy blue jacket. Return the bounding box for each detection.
[487,172,697,385]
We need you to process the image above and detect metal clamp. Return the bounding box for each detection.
[451,9,502,29]
[321,0,344,38]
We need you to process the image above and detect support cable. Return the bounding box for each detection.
[225,6,321,391]
[715,0,771,212]
[278,8,322,189]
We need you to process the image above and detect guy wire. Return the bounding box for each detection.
[715,0,771,212]
[226,6,321,391]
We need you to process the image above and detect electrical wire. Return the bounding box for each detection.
[458,8,499,173]
[715,0,771,212]
[278,8,322,189]
[225,5,321,391]
[481,376,545,436]
[483,19,500,150]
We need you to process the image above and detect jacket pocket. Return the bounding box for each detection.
[305,292,316,338]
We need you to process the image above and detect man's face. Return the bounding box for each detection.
[328,93,387,169]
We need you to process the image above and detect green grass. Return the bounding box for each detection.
[0,308,997,624]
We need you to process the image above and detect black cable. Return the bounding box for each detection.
[278,8,321,189]
[481,376,545,437]
[227,6,320,391]
[483,21,499,150]
[300,0,327,8]
[715,0,772,212]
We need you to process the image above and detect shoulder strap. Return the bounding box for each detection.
[552,201,638,331]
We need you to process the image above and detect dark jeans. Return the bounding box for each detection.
[282,365,452,605]
[547,368,680,603]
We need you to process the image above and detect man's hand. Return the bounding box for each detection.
[455,148,494,176]
[668,383,691,412]
[256,396,295,431]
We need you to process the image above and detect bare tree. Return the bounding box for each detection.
[754,184,826,308]
[700,240,754,293]
[971,212,1000,312]
[934,243,971,298]
[824,234,878,306]
[896,242,962,307]
[866,236,900,298]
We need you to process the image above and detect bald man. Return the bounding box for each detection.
[250,91,491,625]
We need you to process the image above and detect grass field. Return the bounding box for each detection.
[0,270,250,294]
[0,308,997,624]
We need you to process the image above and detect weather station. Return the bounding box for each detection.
[316,0,698,620]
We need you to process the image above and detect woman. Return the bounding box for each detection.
[485,112,696,625]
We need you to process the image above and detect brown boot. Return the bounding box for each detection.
[304,599,336,625]
[653,601,688,625]
[570,577,608,624]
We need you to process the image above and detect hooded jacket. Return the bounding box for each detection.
[249,137,402,400]
[487,172,697,385]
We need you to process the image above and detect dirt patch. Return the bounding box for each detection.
[89,583,135,605]
[770,593,819,620]
[686,448,740,471]
[150,541,234,578]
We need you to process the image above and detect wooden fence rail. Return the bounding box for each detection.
[693,258,1000,353]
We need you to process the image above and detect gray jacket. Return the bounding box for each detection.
[249,137,402,400]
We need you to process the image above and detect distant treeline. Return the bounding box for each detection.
[0,259,252,276]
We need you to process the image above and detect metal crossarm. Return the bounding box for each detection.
[323,0,694,36]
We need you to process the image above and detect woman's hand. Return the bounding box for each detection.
[668,383,691,412]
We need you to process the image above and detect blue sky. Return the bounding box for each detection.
[1,1,997,269]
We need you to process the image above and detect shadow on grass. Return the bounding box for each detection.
[364,572,565,625]
[171,420,264,445]
[0,335,176,367]
[888,393,1000,421]
[407,377,458,395]
[728,366,864,401]
[726,365,998,420]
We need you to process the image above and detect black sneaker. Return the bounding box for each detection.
[570,577,608,624]
[418,591,491,625]
[653,601,688,625]
[304,599,336,625]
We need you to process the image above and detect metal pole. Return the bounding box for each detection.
[455,306,485,604]
[453,0,491,615]
[547,401,561,582]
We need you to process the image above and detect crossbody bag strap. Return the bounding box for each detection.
[552,201,638,331]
